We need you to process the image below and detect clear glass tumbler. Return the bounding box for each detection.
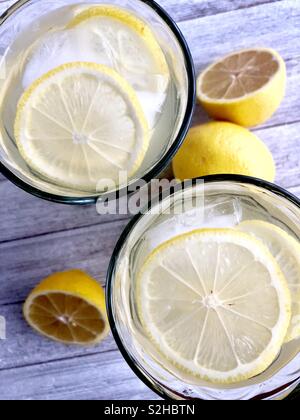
[0,0,195,204]
[107,175,300,400]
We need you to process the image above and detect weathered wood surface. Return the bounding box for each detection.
[0,351,156,400]
[0,0,299,400]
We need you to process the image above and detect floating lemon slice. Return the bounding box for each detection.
[24,270,109,345]
[137,229,291,384]
[238,220,300,343]
[197,48,286,127]
[15,62,149,191]
[68,5,169,76]
[67,5,170,128]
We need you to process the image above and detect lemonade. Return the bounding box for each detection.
[109,179,300,399]
[0,2,188,195]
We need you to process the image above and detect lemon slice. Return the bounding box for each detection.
[24,270,109,345]
[15,62,149,191]
[197,48,286,127]
[68,5,169,77]
[238,220,300,343]
[21,5,169,130]
[137,229,291,384]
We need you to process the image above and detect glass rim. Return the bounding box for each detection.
[106,174,300,400]
[0,0,196,205]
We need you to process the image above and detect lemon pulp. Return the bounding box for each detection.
[238,220,300,343]
[24,270,109,345]
[15,63,149,191]
[137,229,291,384]
[197,48,286,127]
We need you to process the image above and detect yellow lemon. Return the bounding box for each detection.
[24,270,109,345]
[137,229,291,384]
[238,220,300,343]
[14,62,149,192]
[197,48,286,127]
[173,122,275,182]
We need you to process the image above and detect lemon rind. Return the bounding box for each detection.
[197,47,286,104]
[23,270,110,346]
[137,228,291,384]
[67,4,169,76]
[238,220,300,343]
[14,62,149,192]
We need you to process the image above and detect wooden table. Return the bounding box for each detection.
[0,0,299,400]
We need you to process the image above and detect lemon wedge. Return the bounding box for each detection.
[238,220,300,343]
[24,270,109,345]
[197,48,286,127]
[15,62,149,191]
[137,229,291,384]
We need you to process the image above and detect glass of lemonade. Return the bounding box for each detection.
[0,0,195,204]
[107,175,300,400]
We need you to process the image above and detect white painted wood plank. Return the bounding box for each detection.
[0,350,159,400]
[0,180,129,243]
[290,185,300,196]
[0,302,118,369]
[0,218,128,306]
[159,0,277,22]
[255,122,300,190]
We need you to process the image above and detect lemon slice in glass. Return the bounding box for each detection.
[137,229,291,384]
[197,48,286,127]
[22,5,169,130]
[68,5,169,85]
[238,220,300,343]
[15,62,149,192]
[24,270,109,345]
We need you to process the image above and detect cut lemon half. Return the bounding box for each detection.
[24,270,109,345]
[238,220,300,343]
[197,48,286,127]
[15,62,149,192]
[137,229,291,384]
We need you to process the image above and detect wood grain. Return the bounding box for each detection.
[0,0,299,401]
[0,218,128,305]
[157,0,279,22]
[0,302,117,370]
[0,350,159,400]
[0,180,129,243]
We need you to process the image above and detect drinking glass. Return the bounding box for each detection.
[107,175,300,400]
[0,0,195,204]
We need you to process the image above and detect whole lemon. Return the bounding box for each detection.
[173,122,275,182]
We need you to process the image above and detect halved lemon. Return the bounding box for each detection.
[24,270,109,345]
[137,229,291,384]
[238,220,300,343]
[15,62,149,192]
[197,48,286,127]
